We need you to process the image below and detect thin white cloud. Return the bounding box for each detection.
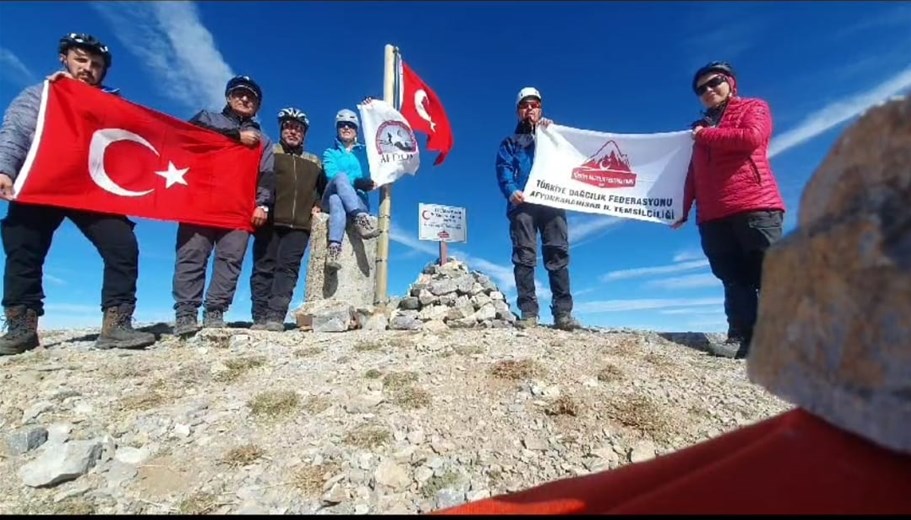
[659,307,723,315]
[568,215,623,245]
[645,273,719,290]
[600,259,709,282]
[45,274,67,286]
[0,47,36,87]
[576,297,722,314]
[769,66,911,158]
[672,248,703,263]
[389,223,437,256]
[92,1,235,112]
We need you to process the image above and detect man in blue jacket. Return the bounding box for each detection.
[495,87,581,331]
[0,33,155,354]
[171,75,275,336]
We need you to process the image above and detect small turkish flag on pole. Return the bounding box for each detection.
[398,59,454,166]
[12,77,261,232]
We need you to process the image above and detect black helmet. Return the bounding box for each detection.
[58,33,112,69]
[225,75,262,101]
[692,61,735,93]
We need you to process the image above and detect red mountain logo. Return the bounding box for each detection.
[571,140,637,188]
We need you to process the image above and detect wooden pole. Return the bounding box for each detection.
[375,44,397,305]
[439,240,448,265]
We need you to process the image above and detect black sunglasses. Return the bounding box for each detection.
[337,122,357,129]
[695,75,726,95]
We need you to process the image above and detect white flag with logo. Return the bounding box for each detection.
[357,99,420,187]
[524,124,694,224]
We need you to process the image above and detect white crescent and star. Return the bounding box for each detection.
[88,128,189,197]
[414,90,436,132]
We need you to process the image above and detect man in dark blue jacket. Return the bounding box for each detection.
[495,87,580,331]
[171,75,275,336]
[0,33,155,355]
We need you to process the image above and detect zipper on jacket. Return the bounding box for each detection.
[290,156,299,225]
[748,157,762,185]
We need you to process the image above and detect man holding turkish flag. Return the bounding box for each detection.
[398,60,454,165]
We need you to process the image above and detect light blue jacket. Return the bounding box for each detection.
[322,138,371,209]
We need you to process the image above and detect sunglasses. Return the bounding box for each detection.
[337,122,357,130]
[519,101,541,110]
[695,75,726,96]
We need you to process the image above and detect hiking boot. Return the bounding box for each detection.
[203,308,226,329]
[554,313,582,331]
[515,315,538,329]
[263,312,285,332]
[250,308,268,330]
[709,335,748,359]
[353,212,380,239]
[0,306,40,356]
[326,242,342,271]
[95,304,156,350]
[174,312,199,337]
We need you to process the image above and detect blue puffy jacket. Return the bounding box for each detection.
[323,138,372,209]
[495,122,536,216]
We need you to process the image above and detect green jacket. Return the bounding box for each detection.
[271,143,326,231]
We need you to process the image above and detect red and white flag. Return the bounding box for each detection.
[398,59,453,166]
[12,77,261,231]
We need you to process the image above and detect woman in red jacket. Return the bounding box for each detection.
[672,61,785,359]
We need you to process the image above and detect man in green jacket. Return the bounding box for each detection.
[250,107,326,331]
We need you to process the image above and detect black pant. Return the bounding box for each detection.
[509,204,573,318]
[1,202,139,316]
[699,210,783,341]
[250,223,311,318]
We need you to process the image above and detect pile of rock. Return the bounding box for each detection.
[387,259,517,332]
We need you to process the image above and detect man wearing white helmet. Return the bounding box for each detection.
[495,87,581,331]
[320,108,379,270]
[249,107,326,331]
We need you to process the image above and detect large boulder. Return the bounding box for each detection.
[302,212,377,309]
[748,94,911,454]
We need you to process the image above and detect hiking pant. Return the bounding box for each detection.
[509,203,573,319]
[698,210,784,342]
[250,222,310,319]
[1,202,138,316]
[323,173,367,244]
[172,223,249,315]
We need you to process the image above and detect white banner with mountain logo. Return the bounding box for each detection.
[358,99,420,187]
[524,124,694,224]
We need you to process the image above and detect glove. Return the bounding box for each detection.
[353,178,374,191]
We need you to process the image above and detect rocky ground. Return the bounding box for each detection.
[0,323,791,515]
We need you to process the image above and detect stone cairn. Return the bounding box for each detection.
[387,259,517,332]
[294,258,517,333]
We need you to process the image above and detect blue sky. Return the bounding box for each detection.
[1,1,909,331]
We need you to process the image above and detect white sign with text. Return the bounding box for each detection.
[418,203,467,243]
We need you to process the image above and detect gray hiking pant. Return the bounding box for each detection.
[172,223,250,315]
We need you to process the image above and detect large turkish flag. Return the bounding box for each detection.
[12,77,261,231]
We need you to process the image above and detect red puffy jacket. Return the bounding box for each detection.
[681,96,785,224]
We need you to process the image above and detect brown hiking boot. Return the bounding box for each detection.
[354,213,380,239]
[554,313,582,331]
[203,308,226,329]
[174,312,200,337]
[0,306,40,356]
[326,242,342,271]
[515,315,538,329]
[95,304,156,350]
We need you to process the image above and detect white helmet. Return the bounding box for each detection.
[335,109,359,128]
[516,87,542,106]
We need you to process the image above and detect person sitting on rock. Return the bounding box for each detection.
[250,107,326,331]
[320,108,379,271]
[672,61,786,359]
